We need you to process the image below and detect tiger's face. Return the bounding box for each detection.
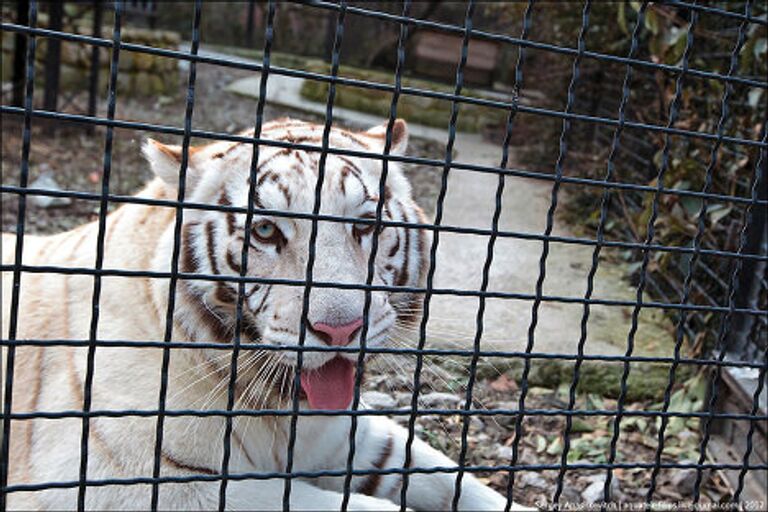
[145,119,429,409]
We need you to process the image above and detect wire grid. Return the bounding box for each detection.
[1,1,767,510]
[578,2,767,370]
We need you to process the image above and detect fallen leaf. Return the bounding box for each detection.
[546,436,563,456]
[572,418,595,433]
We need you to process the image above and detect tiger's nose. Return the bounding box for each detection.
[308,318,363,346]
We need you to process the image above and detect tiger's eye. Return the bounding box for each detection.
[253,221,279,243]
[353,220,376,238]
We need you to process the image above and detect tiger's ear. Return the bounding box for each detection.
[142,139,202,189]
[364,118,409,156]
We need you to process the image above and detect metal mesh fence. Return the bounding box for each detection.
[1,1,766,510]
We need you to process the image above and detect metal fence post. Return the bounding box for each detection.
[87,0,103,133]
[729,161,767,361]
[11,0,29,108]
[245,0,256,48]
[42,0,63,114]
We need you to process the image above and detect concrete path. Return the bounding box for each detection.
[424,133,668,356]
[220,53,671,357]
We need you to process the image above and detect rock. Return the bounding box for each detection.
[671,465,709,496]
[496,445,515,460]
[474,433,490,444]
[365,374,390,387]
[581,475,621,504]
[519,471,548,490]
[133,72,165,96]
[391,415,408,425]
[361,391,396,410]
[161,30,182,45]
[133,51,155,72]
[59,42,81,66]
[495,400,519,410]
[98,68,110,92]
[559,486,582,505]
[470,416,485,430]
[77,45,107,68]
[123,27,156,45]
[29,172,71,208]
[395,392,416,406]
[581,481,607,505]
[376,374,410,389]
[677,430,697,445]
[59,63,87,91]
[419,392,463,408]
[519,450,538,465]
[155,55,178,74]
[116,70,133,95]
[490,373,518,392]
[118,51,134,72]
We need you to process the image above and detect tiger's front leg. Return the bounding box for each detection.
[157,479,406,511]
[314,416,533,511]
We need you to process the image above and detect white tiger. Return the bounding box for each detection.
[1,119,529,510]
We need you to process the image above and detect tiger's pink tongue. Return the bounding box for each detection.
[300,357,355,410]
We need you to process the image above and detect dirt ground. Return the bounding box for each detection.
[1,63,442,235]
[363,357,732,508]
[1,63,730,509]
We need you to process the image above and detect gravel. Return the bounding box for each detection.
[361,358,733,509]
[28,172,71,209]
[361,391,397,410]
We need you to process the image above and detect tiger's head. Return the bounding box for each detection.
[144,118,429,410]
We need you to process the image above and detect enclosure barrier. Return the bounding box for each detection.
[1,1,767,511]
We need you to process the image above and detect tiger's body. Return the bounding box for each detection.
[1,119,525,510]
